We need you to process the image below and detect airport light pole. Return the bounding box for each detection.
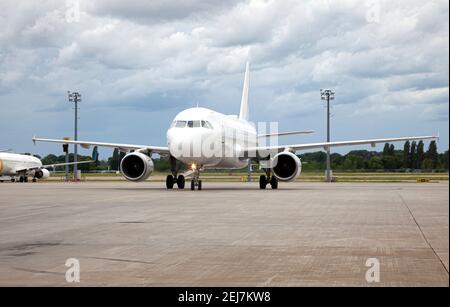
[320,89,335,183]
[68,91,81,180]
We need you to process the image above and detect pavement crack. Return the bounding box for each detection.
[398,193,449,275]
[85,256,155,265]
[14,267,63,276]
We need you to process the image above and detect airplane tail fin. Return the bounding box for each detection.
[239,62,250,121]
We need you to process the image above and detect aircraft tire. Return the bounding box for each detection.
[176,175,185,189]
[166,175,174,189]
[259,175,267,189]
[270,176,278,189]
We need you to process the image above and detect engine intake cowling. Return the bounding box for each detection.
[271,151,302,182]
[120,152,154,182]
[35,169,50,180]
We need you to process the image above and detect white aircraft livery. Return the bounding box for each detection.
[33,63,438,190]
[0,152,93,183]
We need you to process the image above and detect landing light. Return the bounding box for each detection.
[191,163,197,170]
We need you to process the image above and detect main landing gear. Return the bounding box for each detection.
[12,176,38,183]
[166,155,186,190]
[166,174,185,189]
[19,176,29,183]
[259,171,278,190]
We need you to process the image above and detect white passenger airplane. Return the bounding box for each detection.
[33,63,437,190]
[0,152,93,183]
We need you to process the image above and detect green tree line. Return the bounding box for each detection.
[299,141,448,172]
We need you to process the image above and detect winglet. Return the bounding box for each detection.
[239,62,250,121]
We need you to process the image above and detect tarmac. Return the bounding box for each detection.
[0,181,448,286]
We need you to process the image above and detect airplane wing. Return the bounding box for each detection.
[257,130,315,138]
[15,160,95,173]
[41,160,95,169]
[32,137,170,155]
[245,135,438,156]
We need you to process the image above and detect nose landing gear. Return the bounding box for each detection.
[190,170,202,191]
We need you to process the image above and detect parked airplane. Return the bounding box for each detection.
[0,152,94,182]
[33,63,437,190]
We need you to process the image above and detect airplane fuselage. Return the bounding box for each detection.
[0,153,42,176]
[167,107,257,169]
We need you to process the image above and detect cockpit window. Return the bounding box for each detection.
[172,120,212,128]
[187,120,201,128]
[202,121,213,129]
[175,121,186,128]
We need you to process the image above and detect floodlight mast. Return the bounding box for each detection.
[68,91,81,180]
[320,89,335,183]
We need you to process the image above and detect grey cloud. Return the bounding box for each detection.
[89,0,241,23]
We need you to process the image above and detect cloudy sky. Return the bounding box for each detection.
[0,0,448,158]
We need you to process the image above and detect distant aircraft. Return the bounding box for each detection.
[0,152,94,183]
[33,63,438,190]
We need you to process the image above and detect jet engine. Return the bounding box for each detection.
[271,151,302,182]
[120,152,154,182]
[35,169,50,180]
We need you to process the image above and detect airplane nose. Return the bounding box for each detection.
[168,130,209,160]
